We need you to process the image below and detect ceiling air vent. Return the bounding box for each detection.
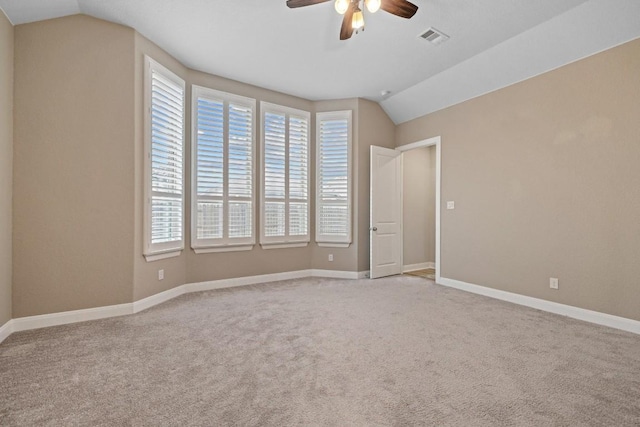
[419,27,449,45]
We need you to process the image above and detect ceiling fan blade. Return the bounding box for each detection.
[286,0,331,8]
[339,4,355,40]
[380,0,418,18]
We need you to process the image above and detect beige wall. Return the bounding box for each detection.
[402,146,435,267]
[356,99,396,272]
[132,34,372,296]
[0,11,13,325]
[17,14,638,326]
[311,98,395,273]
[396,38,640,321]
[133,33,318,298]
[13,16,135,316]
[11,15,379,316]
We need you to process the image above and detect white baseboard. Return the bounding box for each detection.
[11,303,133,333]
[403,262,435,273]
[312,269,364,280]
[187,269,312,293]
[7,271,635,341]
[438,277,640,336]
[133,285,187,313]
[357,270,370,279]
[0,319,13,345]
[0,269,368,341]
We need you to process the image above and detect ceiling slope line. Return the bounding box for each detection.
[381,0,640,124]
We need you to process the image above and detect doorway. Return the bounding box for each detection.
[370,137,441,281]
[401,144,436,279]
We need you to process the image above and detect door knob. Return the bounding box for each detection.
[370,227,378,231]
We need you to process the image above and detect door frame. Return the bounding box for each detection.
[396,136,441,282]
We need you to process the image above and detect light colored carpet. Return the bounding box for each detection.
[1,276,639,426]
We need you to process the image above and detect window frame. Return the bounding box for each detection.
[191,85,257,254]
[260,102,311,249]
[315,110,353,248]
[143,56,186,262]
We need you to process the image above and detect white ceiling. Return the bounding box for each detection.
[2,0,639,124]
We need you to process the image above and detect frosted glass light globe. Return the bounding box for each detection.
[335,0,350,14]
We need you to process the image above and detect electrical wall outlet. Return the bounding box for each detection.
[328,254,334,262]
[158,269,164,281]
[446,201,455,210]
[549,277,559,289]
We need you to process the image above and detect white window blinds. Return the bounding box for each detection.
[261,102,310,247]
[144,57,185,260]
[316,110,352,247]
[192,86,256,252]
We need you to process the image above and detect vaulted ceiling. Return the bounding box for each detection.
[1,0,639,123]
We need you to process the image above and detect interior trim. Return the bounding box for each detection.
[438,277,640,336]
[396,136,441,284]
[12,304,132,334]
[193,245,254,254]
[0,319,12,344]
[0,269,369,344]
[402,262,435,273]
[4,271,638,346]
[144,250,182,262]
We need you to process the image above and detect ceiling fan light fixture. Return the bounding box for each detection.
[286,0,418,41]
[365,0,381,13]
[334,0,350,15]
[352,7,364,30]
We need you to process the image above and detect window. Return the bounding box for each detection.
[260,102,310,248]
[192,86,256,253]
[316,110,352,247]
[144,57,186,261]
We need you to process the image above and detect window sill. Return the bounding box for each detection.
[317,242,351,248]
[260,242,309,250]
[144,250,182,262]
[193,245,254,254]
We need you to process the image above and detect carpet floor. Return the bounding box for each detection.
[1,276,639,426]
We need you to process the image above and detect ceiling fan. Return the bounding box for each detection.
[286,0,418,40]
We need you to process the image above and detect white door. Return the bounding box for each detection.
[370,146,403,279]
